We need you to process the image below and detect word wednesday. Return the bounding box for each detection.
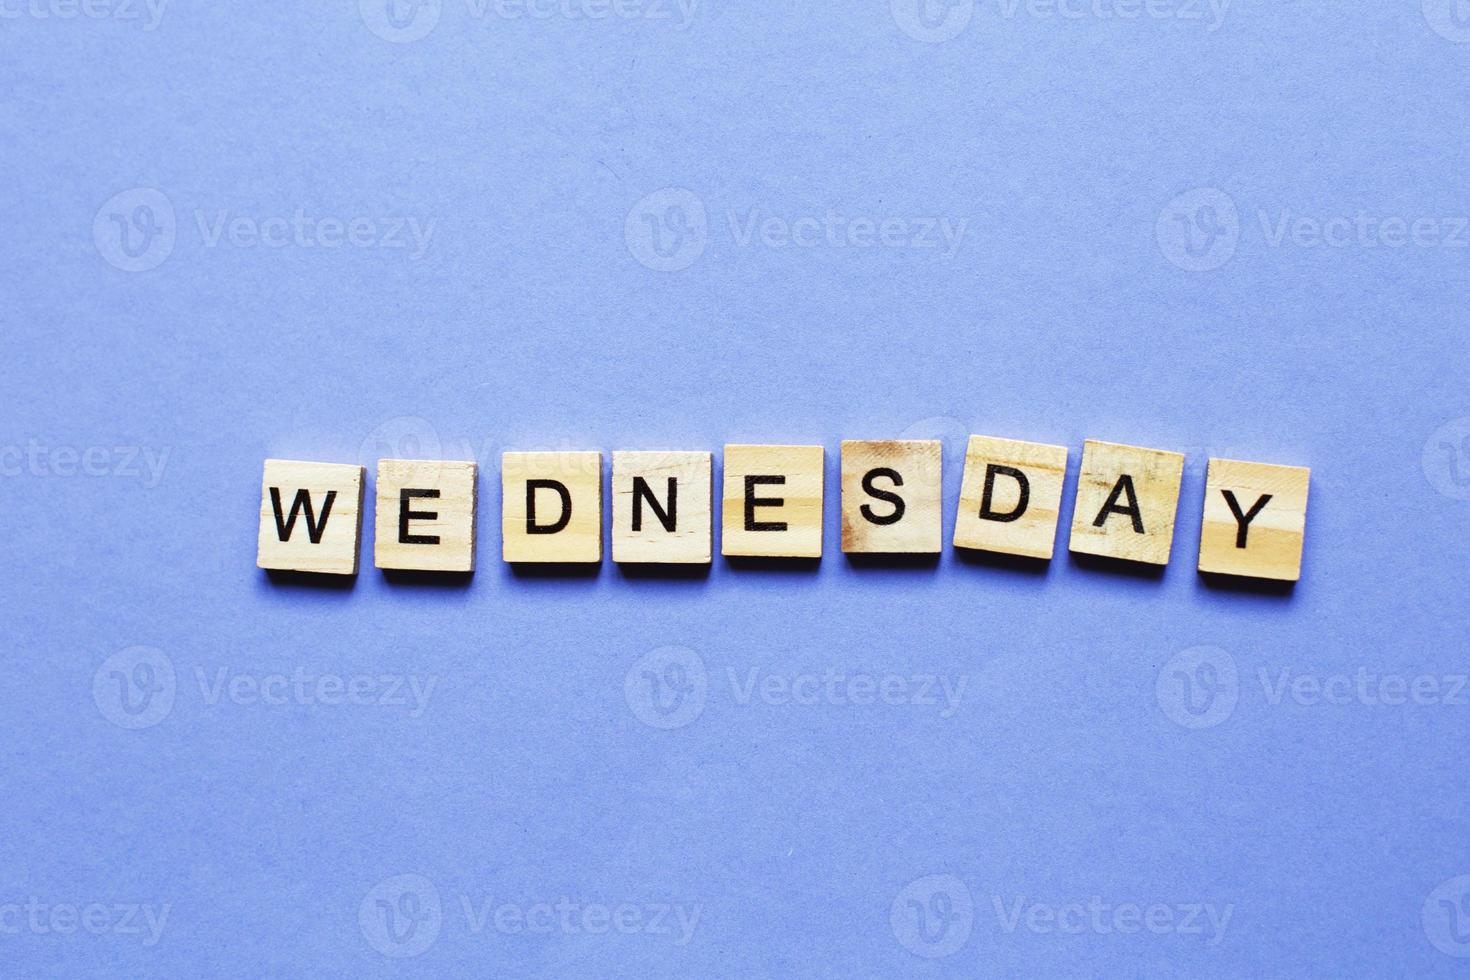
[255,438,1311,582]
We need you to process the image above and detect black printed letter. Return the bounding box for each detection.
[526,480,572,534]
[1092,475,1145,534]
[1221,490,1272,548]
[980,464,1030,523]
[270,487,337,544]
[744,475,787,532]
[860,468,905,526]
[398,489,440,545]
[633,476,677,532]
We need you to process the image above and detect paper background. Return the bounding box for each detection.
[4,1,1470,974]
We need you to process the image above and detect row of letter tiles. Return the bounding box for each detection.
[256,440,1310,581]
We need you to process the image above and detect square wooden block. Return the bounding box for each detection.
[501,451,603,564]
[1199,457,1310,581]
[256,459,365,575]
[1068,440,1185,566]
[612,451,712,564]
[721,444,824,559]
[374,459,478,572]
[953,435,1068,560]
[840,440,942,554]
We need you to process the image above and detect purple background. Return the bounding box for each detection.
[4,0,1470,975]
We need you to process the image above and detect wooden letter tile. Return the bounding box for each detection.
[256,459,365,575]
[501,451,603,564]
[1198,457,1310,581]
[840,440,942,554]
[374,459,477,572]
[953,435,1068,559]
[721,444,824,559]
[1068,440,1185,566]
[612,451,712,564]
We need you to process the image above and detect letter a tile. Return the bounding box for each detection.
[1068,440,1184,566]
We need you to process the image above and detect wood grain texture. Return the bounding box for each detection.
[501,451,603,564]
[374,459,478,572]
[256,459,364,575]
[1198,457,1310,581]
[953,435,1068,559]
[1068,440,1185,566]
[612,451,712,564]
[720,444,824,558]
[840,440,942,554]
